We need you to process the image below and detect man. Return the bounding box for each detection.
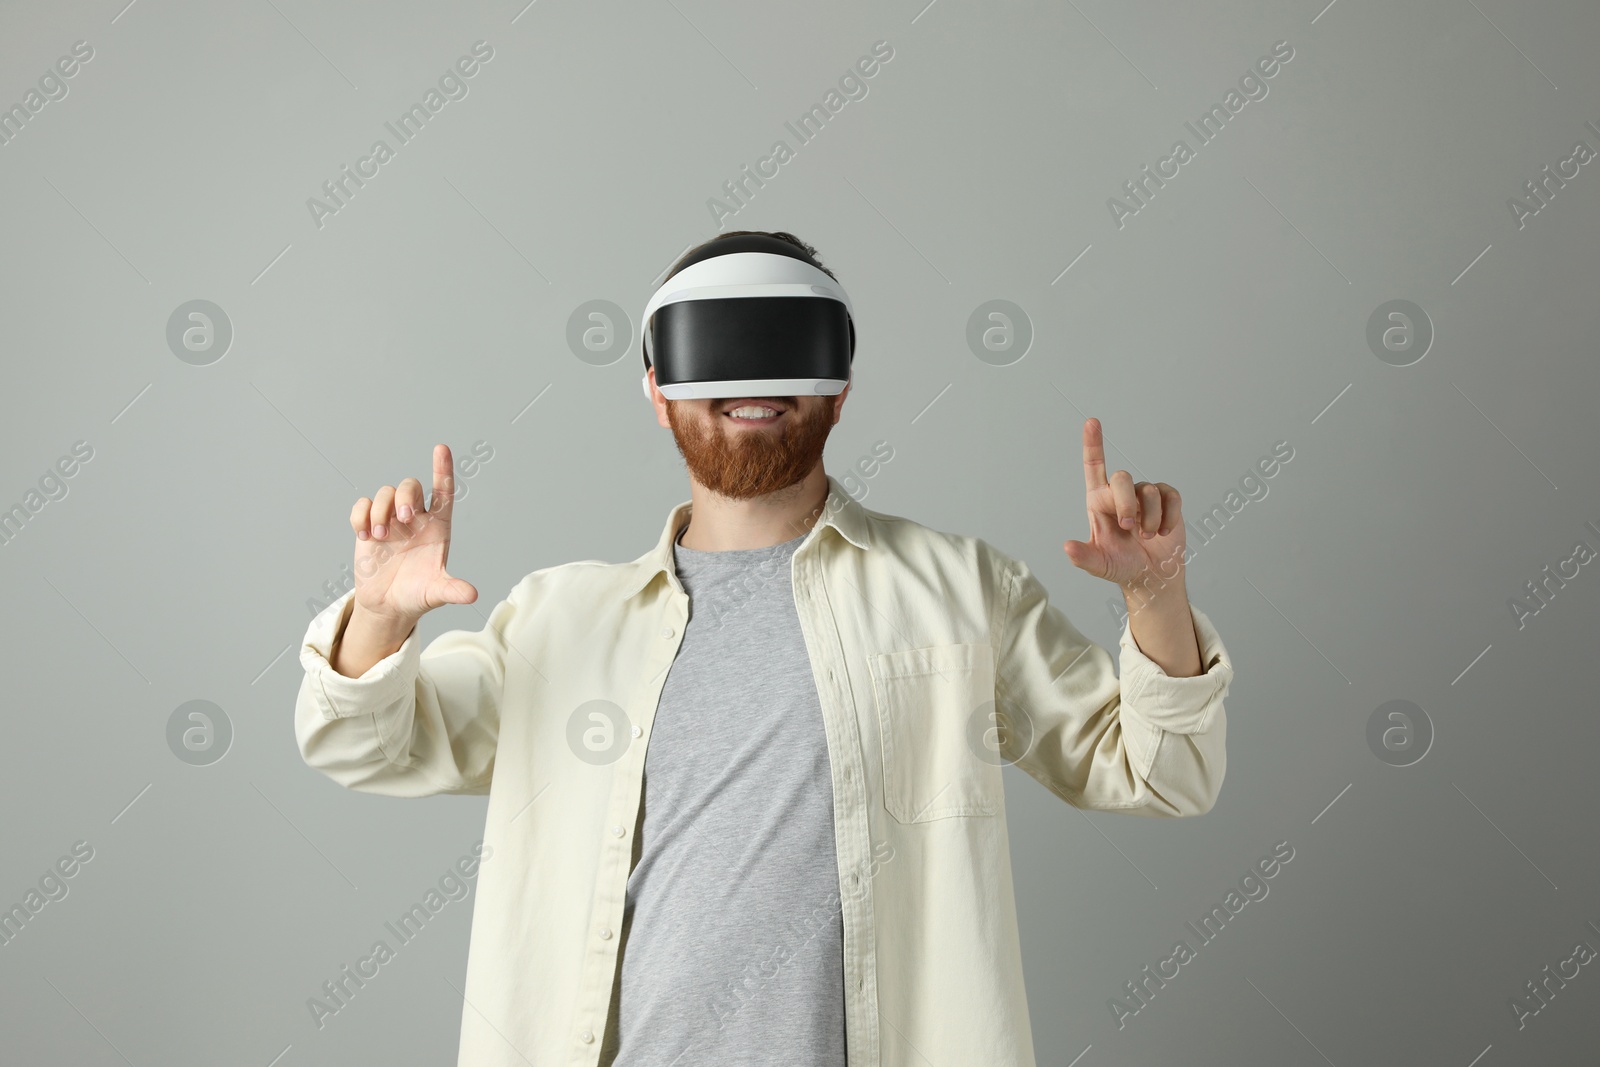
[293,230,1233,1067]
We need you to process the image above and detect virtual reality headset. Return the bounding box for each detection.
[641,235,855,401]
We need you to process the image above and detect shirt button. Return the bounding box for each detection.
[612,824,626,838]
[661,626,675,639]
[600,927,613,940]
[631,724,642,738]
[580,1029,594,1044]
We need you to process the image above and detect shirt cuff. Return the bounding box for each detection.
[299,591,421,720]
[1118,601,1233,735]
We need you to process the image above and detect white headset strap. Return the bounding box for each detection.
[642,252,853,355]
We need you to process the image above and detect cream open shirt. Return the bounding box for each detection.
[294,474,1233,1067]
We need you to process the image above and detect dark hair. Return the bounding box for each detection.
[665,230,838,283]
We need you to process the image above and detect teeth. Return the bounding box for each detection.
[729,406,778,418]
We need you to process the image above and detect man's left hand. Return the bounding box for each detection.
[1062,417,1186,591]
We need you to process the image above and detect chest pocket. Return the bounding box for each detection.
[869,641,1001,822]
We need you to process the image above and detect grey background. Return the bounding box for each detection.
[1,0,1597,1064]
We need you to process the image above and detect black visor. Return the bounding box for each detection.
[651,295,852,397]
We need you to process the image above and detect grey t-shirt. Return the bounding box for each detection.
[602,527,847,1067]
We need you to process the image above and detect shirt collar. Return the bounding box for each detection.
[620,474,873,601]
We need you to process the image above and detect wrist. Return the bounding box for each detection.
[347,601,418,647]
[1120,566,1185,597]
[1120,572,1188,616]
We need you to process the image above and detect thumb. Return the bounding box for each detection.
[1061,539,1103,576]
[429,572,479,606]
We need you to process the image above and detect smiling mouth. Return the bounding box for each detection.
[723,402,786,425]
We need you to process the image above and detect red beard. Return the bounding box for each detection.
[666,397,837,500]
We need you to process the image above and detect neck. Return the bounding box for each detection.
[678,466,830,551]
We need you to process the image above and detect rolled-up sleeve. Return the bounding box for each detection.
[993,553,1232,817]
[293,581,528,798]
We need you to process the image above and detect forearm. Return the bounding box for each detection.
[330,603,416,678]
[296,589,511,798]
[1122,578,1202,678]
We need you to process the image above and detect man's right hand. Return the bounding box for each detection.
[331,444,479,677]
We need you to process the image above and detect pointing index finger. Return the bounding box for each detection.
[430,443,456,519]
[1082,418,1108,494]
